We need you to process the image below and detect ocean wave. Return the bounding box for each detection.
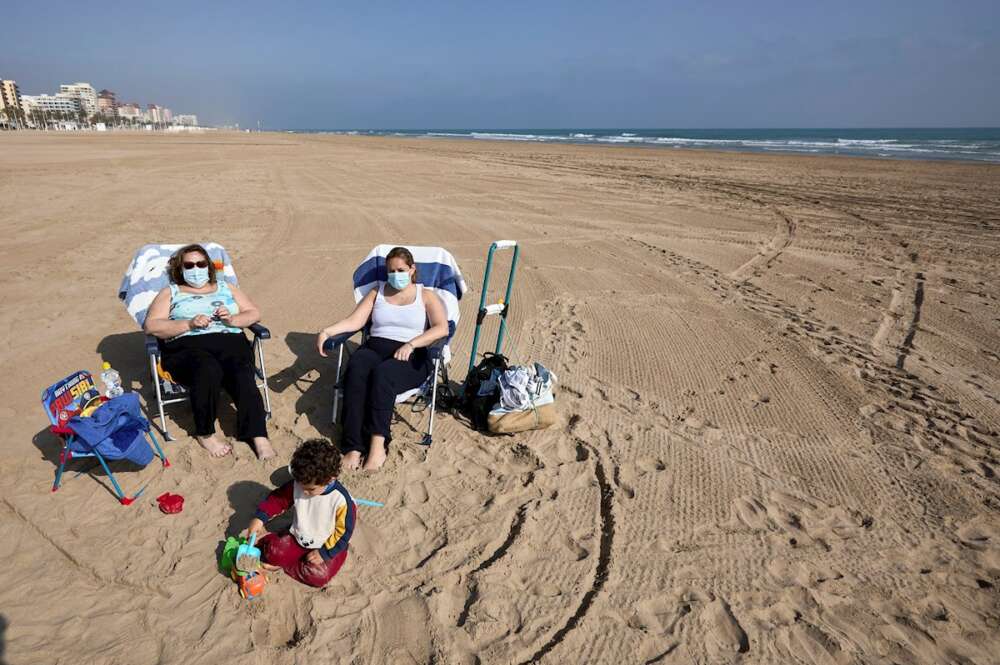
[384,130,1000,163]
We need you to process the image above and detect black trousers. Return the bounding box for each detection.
[341,337,430,455]
[160,332,268,441]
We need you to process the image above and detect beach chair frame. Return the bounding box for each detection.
[146,324,272,441]
[322,245,465,447]
[43,370,169,506]
[325,329,449,446]
[119,243,273,441]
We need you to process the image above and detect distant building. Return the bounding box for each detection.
[59,82,98,115]
[161,107,173,123]
[118,102,142,121]
[146,104,161,124]
[97,89,117,116]
[21,94,80,116]
[174,114,198,126]
[0,79,22,127]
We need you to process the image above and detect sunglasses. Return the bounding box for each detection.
[183,260,209,269]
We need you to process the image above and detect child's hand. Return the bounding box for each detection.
[245,518,265,540]
[306,550,324,566]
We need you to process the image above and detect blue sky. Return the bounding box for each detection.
[4,1,998,128]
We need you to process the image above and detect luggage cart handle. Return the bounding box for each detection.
[469,241,521,372]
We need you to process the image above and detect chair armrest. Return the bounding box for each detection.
[427,337,448,360]
[323,331,359,354]
[145,334,160,355]
[249,323,271,340]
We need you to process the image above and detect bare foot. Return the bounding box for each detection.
[252,437,276,460]
[362,443,387,471]
[197,434,231,457]
[260,562,281,572]
[343,450,363,470]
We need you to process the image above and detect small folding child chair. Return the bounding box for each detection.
[42,370,169,505]
[323,245,467,446]
[118,243,273,440]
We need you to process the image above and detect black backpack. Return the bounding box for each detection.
[461,353,509,431]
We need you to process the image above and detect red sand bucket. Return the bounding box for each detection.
[157,492,184,514]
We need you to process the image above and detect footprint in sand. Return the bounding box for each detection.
[703,597,749,658]
[403,481,429,506]
[563,535,590,561]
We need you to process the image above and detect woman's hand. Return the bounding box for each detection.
[214,305,233,325]
[394,342,414,362]
[190,314,212,330]
[306,550,324,566]
[317,330,330,357]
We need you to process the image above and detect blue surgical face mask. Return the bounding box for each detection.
[183,267,210,287]
[387,271,411,290]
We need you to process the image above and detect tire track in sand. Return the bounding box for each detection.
[517,437,615,665]
[729,207,797,282]
[870,251,926,371]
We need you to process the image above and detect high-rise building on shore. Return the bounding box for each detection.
[174,114,198,126]
[118,102,142,121]
[1,79,22,126]
[59,82,98,115]
[21,94,80,115]
[97,89,117,116]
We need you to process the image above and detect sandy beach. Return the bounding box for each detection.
[1,131,999,664]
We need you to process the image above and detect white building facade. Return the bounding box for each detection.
[59,82,98,115]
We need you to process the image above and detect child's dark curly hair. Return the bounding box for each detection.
[290,438,342,486]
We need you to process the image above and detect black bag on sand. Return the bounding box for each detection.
[461,353,509,431]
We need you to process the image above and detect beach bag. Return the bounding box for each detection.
[488,402,558,434]
[461,353,508,430]
[487,363,558,434]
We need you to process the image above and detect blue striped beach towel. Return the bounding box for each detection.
[118,243,238,327]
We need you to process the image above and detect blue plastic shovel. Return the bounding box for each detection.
[236,532,261,572]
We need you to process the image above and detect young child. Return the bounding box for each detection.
[246,438,356,587]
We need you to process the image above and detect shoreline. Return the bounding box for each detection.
[8,128,1000,167]
[283,128,1000,165]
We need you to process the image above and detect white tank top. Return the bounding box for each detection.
[370,284,427,342]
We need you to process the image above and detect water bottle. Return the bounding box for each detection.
[100,362,125,398]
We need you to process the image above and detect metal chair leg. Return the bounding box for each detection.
[332,344,344,424]
[150,353,172,441]
[52,444,68,492]
[92,450,127,503]
[255,336,272,419]
[147,429,170,467]
[422,358,441,446]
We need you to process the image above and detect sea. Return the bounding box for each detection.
[289,128,1000,163]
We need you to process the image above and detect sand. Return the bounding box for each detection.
[1,131,999,665]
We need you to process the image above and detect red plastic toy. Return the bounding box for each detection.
[157,492,184,514]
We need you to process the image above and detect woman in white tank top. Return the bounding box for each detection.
[317,247,449,471]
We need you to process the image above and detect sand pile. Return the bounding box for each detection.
[0,132,998,664]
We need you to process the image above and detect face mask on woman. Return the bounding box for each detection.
[387,271,411,290]
[183,266,210,287]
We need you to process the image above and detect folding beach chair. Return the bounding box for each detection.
[323,245,467,446]
[42,370,169,505]
[118,243,272,440]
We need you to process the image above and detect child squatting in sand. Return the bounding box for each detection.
[245,438,356,587]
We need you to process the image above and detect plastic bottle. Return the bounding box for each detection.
[100,362,125,398]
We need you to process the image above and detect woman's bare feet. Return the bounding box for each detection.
[362,437,387,471]
[260,562,281,572]
[197,434,231,458]
[343,450,363,470]
[252,437,276,460]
